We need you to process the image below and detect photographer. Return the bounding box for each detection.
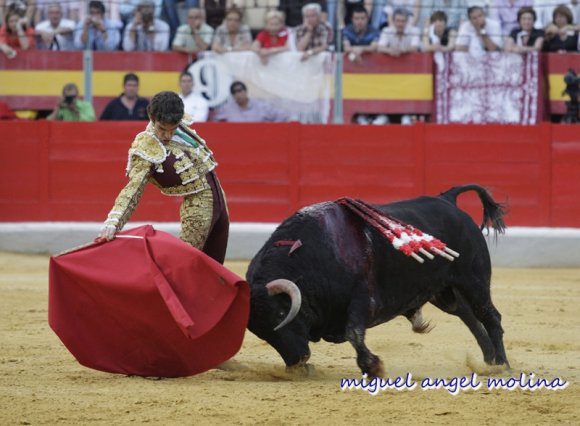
[561,69,580,124]
[74,0,122,51]
[122,0,169,51]
[47,83,96,122]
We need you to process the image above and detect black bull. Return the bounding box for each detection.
[246,184,509,377]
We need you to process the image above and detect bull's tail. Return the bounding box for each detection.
[440,184,507,238]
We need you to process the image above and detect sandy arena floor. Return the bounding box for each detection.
[0,251,579,425]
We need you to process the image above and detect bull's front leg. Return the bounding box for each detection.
[345,297,384,378]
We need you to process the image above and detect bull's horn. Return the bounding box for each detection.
[265,279,302,331]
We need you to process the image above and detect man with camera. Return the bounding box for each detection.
[74,0,122,51]
[122,0,169,51]
[47,83,96,121]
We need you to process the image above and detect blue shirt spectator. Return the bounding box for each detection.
[74,0,122,51]
[343,7,380,48]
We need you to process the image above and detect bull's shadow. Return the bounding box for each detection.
[245,184,509,378]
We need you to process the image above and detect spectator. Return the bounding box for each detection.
[344,0,373,26]
[35,0,74,24]
[122,0,169,51]
[172,7,214,55]
[74,0,122,51]
[163,0,198,41]
[489,0,533,36]
[47,83,96,121]
[455,6,503,53]
[543,5,578,52]
[295,3,330,62]
[34,3,75,50]
[422,10,456,52]
[377,8,420,56]
[533,0,580,30]
[69,0,126,24]
[251,10,289,65]
[201,0,232,29]
[278,0,327,28]
[417,0,467,30]
[211,7,252,53]
[100,73,149,120]
[343,5,379,63]
[0,8,34,55]
[178,71,209,123]
[0,100,17,119]
[384,0,420,28]
[1,0,35,27]
[504,6,544,52]
[235,0,281,37]
[213,81,289,122]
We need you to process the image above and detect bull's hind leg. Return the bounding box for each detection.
[431,287,496,364]
[459,280,510,368]
[345,295,384,378]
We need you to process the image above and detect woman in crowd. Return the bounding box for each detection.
[0,8,34,57]
[504,6,544,53]
[543,5,578,53]
[422,10,456,52]
[211,7,252,53]
[251,10,288,65]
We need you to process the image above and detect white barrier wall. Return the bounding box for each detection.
[1,223,579,268]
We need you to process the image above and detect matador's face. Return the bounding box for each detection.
[152,121,179,145]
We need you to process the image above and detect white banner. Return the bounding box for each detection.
[189,51,334,123]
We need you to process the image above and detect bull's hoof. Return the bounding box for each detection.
[368,360,385,379]
[286,363,315,376]
[361,354,384,379]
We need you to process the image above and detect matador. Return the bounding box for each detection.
[99,91,229,263]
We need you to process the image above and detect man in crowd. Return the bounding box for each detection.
[377,8,420,57]
[122,0,169,51]
[213,81,289,122]
[100,73,149,120]
[455,6,503,53]
[47,83,96,121]
[74,0,122,51]
[178,71,209,123]
[295,3,330,62]
[172,7,214,55]
[34,3,76,50]
[343,6,379,63]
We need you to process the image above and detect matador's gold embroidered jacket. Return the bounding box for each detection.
[104,116,218,231]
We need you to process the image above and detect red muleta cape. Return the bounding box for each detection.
[48,225,249,378]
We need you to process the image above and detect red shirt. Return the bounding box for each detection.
[0,26,35,49]
[255,28,289,48]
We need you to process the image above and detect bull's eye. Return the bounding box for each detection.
[277,310,286,320]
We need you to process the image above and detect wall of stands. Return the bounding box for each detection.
[0,51,578,120]
[1,121,579,227]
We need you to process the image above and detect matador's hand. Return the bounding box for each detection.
[98,224,117,241]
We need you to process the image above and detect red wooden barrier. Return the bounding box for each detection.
[1,122,579,227]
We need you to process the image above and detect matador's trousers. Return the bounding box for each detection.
[179,171,229,264]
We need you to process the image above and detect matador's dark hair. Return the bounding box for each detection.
[147,91,184,124]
